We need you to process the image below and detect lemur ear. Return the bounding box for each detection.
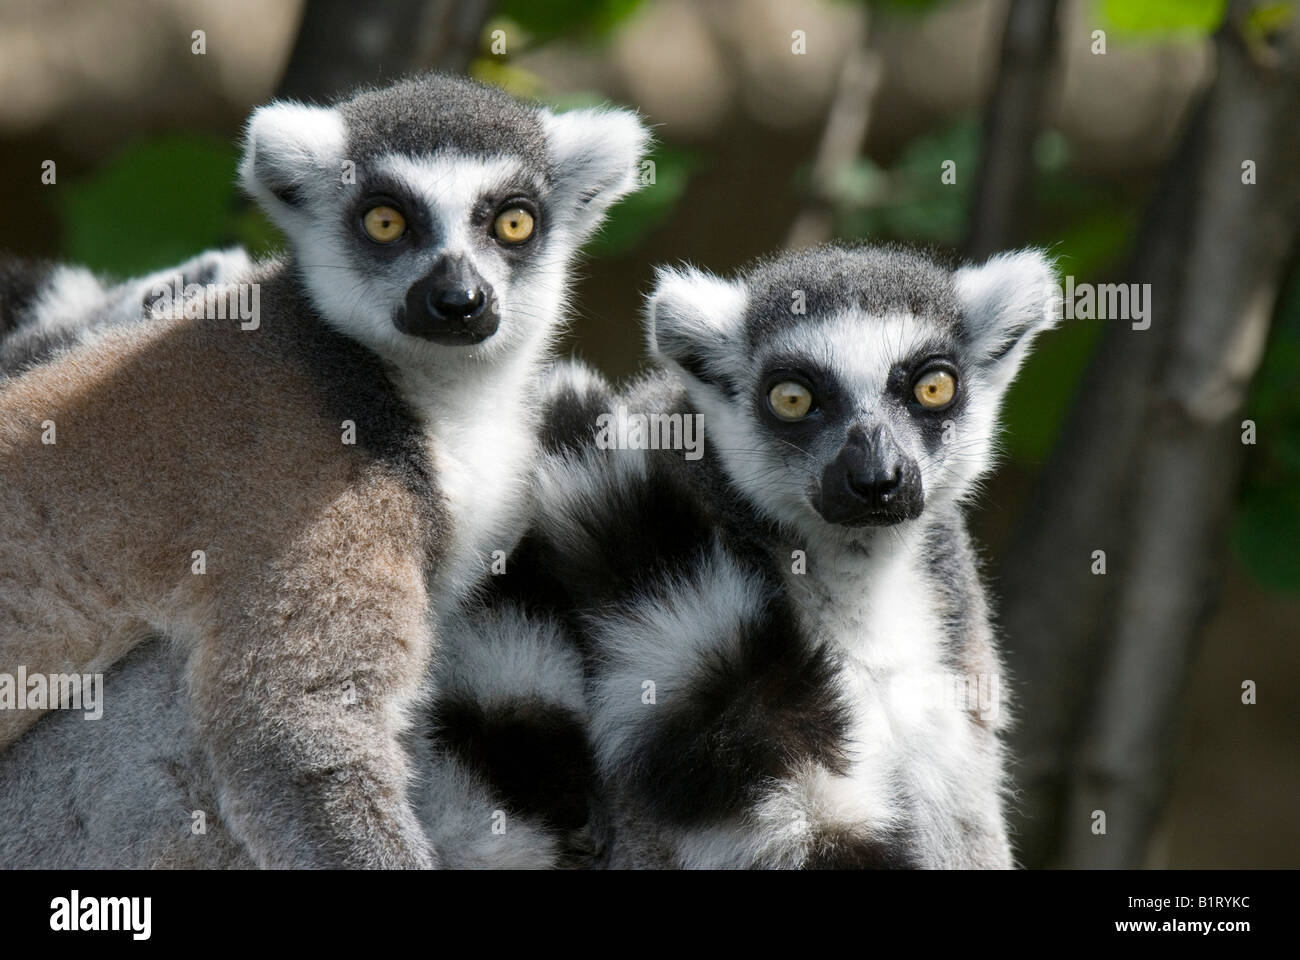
[239,101,346,217]
[542,106,651,242]
[953,249,1059,391]
[646,265,748,390]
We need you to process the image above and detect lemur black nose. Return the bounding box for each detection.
[398,254,499,345]
[816,423,923,527]
[848,463,902,502]
[427,286,486,322]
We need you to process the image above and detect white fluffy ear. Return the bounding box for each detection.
[238,101,346,219]
[646,265,748,389]
[954,248,1059,390]
[542,106,651,242]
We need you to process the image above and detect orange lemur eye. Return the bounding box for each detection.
[769,381,814,421]
[363,205,406,243]
[914,369,956,409]
[494,206,535,244]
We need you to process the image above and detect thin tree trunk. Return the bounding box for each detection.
[275,0,495,101]
[964,0,1061,260]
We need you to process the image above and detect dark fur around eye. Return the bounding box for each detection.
[754,362,847,429]
[345,188,425,255]
[903,357,961,413]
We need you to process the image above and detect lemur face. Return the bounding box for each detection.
[649,245,1057,539]
[239,75,647,367]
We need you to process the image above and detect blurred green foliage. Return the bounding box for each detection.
[1099,0,1227,37]
[1236,270,1300,592]
[838,116,977,249]
[496,0,644,42]
[56,137,268,279]
[585,144,698,256]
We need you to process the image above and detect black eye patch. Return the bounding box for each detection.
[885,342,961,398]
[753,357,848,427]
[469,180,547,228]
[889,351,968,451]
[343,180,431,253]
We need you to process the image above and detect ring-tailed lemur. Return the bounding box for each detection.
[490,243,1058,868]
[0,73,648,868]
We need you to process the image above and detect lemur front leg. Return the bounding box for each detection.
[191,479,438,869]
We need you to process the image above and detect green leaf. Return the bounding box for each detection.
[839,115,980,247]
[57,136,248,278]
[1098,0,1226,38]
[1234,487,1300,592]
[230,204,285,261]
[470,60,544,98]
[998,315,1104,462]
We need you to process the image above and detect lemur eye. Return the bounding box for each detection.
[769,381,814,421]
[914,369,956,409]
[363,205,406,243]
[494,206,535,244]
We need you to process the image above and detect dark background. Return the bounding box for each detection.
[0,0,1295,868]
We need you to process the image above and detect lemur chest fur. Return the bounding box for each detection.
[777,534,983,828]
[396,362,541,604]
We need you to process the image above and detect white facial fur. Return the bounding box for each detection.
[306,151,566,369]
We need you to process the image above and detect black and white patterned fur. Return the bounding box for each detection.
[486,243,1058,868]
[1,236,1051,869]
[0,248,253,376]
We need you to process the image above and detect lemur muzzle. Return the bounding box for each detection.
[398,254,500,345]
[816,422,924,526]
